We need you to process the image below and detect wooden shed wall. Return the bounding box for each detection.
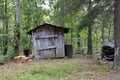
[32,26,65,58]
[54,29,65,57]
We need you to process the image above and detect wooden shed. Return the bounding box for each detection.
[27,23,69,59]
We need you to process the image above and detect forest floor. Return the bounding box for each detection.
[0,54,120,80]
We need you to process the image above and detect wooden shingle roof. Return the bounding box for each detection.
[27,23,69,35]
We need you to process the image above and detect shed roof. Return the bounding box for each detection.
[27,23,69,35]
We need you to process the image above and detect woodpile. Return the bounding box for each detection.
[14,55,32,63]
[101,41,114,61]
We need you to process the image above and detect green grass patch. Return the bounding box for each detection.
[0,56,116,80]
[14,75,71,80]
[82,71,95,76]
[98,66,110,75]
[30,66,73,77]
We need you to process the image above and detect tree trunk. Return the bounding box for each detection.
[108,20,112,41]
[101,20,105,41]
[114,0,120,65]
[14,0,20,56]
[87,0,93,54]
[3,0,8,55]
[113,47,119,69]
[87,24,92,54]
[77,32,81,53]
[77,33,80,49]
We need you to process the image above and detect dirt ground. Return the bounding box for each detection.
[0,54,120,80]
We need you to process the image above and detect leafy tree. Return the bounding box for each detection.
[0,0,115,59]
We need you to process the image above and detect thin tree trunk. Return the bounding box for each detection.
[77,33,80,48]
[87,0,93,54]
[14,0,20,56]
[3,0,8,55]
[77,32,81,53]
[108,20,112,41]
[101,22,105,41]
[70,27,73,45]
[101,13,107,42]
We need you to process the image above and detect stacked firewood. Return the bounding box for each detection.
[14,55,32,63]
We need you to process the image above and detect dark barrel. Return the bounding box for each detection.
[65,45,73,58]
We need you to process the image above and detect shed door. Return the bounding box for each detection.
[36,35,57,58]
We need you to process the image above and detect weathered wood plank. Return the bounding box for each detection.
[37,46,56,51]
[32,32,41,59]
[55,30,65,57]
[38,49,55,58]
[35,35,58,39]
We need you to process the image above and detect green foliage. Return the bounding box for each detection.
[0,0,114,58]
[0,47,14,63]
[20,32,31,50]
[0,54,5,63]
[0,55,9,64]
[79,4,105,30]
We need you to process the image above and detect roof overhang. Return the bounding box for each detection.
[27,23,69,35]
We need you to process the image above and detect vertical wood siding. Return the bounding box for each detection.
[55,29,65,57]
[32,26,65,58]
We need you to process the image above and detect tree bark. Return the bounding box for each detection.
[108,20,112,41]
[77,32,81,53]
[114,0,120,64]
[77,33,80,49]
[87,0,93,54]
[14,0,20,56]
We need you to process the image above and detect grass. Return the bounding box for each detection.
[0,55,119,80]
[30,67,73,76]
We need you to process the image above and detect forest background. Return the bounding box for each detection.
[0,0,114,62]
